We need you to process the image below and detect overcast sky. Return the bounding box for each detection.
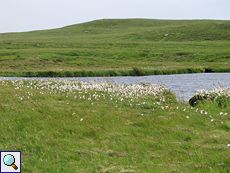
[0,0,229,33]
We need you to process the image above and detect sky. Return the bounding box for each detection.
[0,0,230,33]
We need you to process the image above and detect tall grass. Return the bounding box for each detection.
[0,79,230,172]
[0,67,223,77]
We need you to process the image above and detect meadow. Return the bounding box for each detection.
[0,79,230,172]
[1,19,230,172]
[0,19,230,77]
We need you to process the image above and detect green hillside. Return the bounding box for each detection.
[0,19,230,77]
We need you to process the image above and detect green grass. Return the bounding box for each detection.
[1,79,230,172]
[0,19,230,77]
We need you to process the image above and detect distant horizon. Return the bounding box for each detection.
[1,18,230,34]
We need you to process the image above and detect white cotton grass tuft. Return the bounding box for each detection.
[189,85,230,103]
[3,79,171,111]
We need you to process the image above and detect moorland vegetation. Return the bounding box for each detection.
[0,19,230,77]
[1,19,230,172]
[1,79,230,172]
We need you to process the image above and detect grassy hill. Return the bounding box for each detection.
[1,20,230,172]
[0,19,230,76]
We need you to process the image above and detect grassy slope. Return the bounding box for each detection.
[0,80,230,172]
[0,19,230,76]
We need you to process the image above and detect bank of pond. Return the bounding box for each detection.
[1,67,230,77]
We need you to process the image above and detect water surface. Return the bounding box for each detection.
[1,73,229,101]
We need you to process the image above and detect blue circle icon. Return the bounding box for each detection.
[3,154,15,166]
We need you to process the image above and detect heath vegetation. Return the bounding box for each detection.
[0,79,230,172]
[0,19,230,77]
[1,19,230,172]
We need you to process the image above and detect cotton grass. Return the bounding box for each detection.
[0,79,170,107]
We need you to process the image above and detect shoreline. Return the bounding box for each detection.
[0,67,230,77]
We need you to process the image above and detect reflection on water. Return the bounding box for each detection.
[1,73,230,102]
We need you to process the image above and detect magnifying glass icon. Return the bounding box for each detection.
[3,154,18,170]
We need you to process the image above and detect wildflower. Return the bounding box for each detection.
[186,116,189,118]
[205,111,208,115]
[141,114,144,116]
[200,110,204,114]
[183,109,186,111]
[211,119,214,122]
[80,118,83,121]
[224,113,227,115]
[220,112,223,115]
[227,144,230,147]
[176,107,179,109]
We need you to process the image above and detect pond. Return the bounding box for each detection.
[1,73,230,102]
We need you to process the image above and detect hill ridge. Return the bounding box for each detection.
[0,19,230,42]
